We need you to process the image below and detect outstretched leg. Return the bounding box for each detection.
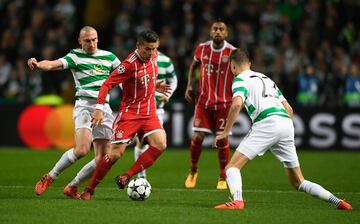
[35,128,92,196]
[286,166,352,210]
[80,142,126,200]
[65,139,110,199]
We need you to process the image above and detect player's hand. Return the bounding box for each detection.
[159,94,169,103]
[185,86,193,103]
[91,109,104,127]
[156,80,171,96]
[214,132,229,148]
[27,58,38,70]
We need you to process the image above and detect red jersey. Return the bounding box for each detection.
[194,40,236,110]
[97,50,158,117]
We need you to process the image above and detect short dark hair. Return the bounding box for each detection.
[137,30,159,43]
[214,18,226,24]
[211,19,227,29]
[230,48,250,65]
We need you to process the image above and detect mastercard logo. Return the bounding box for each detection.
[17,105,75,151]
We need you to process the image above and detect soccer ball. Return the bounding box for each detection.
[126,178,152,201]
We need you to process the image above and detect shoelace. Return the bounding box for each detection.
[41,175,48,183]
[225,201,237,207]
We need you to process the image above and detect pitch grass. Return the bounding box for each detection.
[0,148,359,224]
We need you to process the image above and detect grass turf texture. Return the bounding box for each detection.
[0,148,359,224]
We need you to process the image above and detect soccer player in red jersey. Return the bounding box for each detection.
[185,20,236,189]
[80,30,171,200]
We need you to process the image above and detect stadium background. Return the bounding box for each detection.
[0,2,359,223]
[0,0,359,150]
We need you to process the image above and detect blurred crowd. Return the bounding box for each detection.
[0,0,359,108]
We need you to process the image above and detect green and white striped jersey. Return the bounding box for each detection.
[59,48,120,102]
[232,69,289,123]
[155,51,177,109]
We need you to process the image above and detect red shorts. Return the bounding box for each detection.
[112,112,165,143]
[192,106,230,134]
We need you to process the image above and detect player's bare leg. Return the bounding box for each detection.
[80,143,126,200]
[286,166,352,210]
[185,132,205,188]
[65,139,110,199]
[35,128,92,196]
[214,150,249,209]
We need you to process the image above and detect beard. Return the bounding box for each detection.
[213,36,223,44]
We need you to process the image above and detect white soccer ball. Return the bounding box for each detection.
[126,178,152,201]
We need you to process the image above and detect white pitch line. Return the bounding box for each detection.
[0,185,359,195]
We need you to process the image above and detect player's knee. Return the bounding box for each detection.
[159,141,167,151]
[153,141,166,151]
[216,138,229,148]
[94,154,103,163]
[108,144,125,162]
[74,144,91,158]
[108,150,123,162]
[192,133,205,145]
[109,153,121,161]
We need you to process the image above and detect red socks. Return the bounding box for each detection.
[126,146,163,178]
[216,138,230,178]
[86,154,114,191]
[190,139,203,172]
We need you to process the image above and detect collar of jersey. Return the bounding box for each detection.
[210,40,227,52]
[238,69,252,77]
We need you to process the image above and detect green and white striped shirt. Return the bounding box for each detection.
[155,51,178,109]
[232,69,289,123]
[59,48,120,102]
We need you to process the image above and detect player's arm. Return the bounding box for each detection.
[27,58,64,71]
[166,61,178,98]
[282,101,294,117]
[277,87,293,117]
[215,96,243,147]
[185,60,200,103]
[165,73,178,100]
[92,64,129,127]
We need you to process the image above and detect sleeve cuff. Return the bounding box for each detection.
[58,58,68,69]
[95,104,104,111]
[279,95,286,102]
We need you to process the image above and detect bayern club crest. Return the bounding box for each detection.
[222,56,229,63]
[194,119,201,127]
[117,65,125,74]
[116,130,124,139]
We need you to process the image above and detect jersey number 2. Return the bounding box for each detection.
[250,75,278,98]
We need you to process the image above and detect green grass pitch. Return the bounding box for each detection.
[0,147,359,224]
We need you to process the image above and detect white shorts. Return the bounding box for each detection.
[237,116,300,168]
[73,98,114,140]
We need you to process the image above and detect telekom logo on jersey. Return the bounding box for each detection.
[204,63,214,74]
[140,73,150,86]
